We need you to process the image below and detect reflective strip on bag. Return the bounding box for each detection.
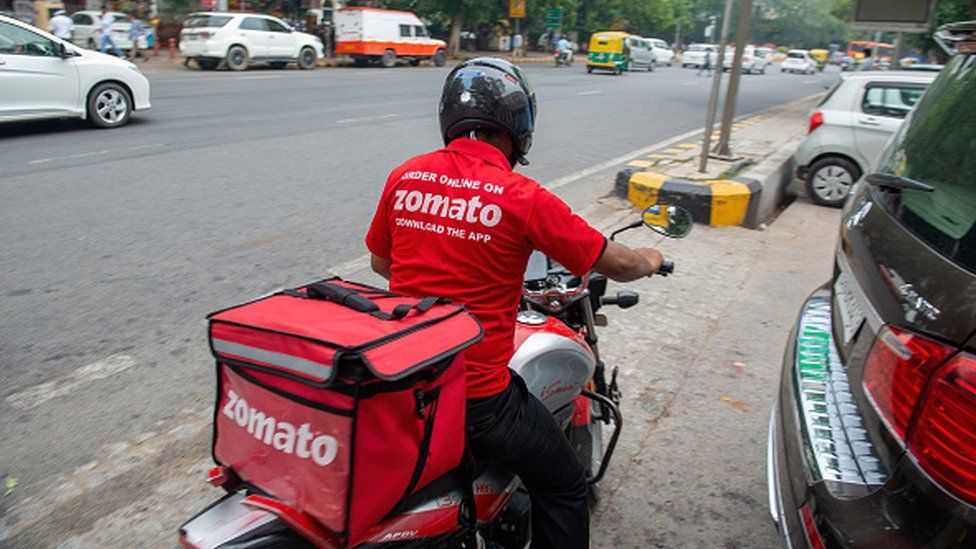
[212,338,333,381]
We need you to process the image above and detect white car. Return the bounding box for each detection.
[70,10,147,51]
[723,44,769,74]
[794,71,935,206]
[0,15,150,128]
[179,12,324,71]
[681,43,716,68]
[648,37,673,66]
[781,49,817,74]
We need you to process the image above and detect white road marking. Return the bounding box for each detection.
[578,90,603,96]
[681,81,700,85]
[234,75,279,80]
[27,144,166,166]
[802,79,818,84]
[336,114,400,124]
[5,354,136,411]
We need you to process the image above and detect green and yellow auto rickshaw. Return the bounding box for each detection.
[587,31,630,74]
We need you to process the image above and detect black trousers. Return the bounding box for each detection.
[465,373,589,549]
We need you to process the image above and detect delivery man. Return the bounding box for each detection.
[366,57,663,548]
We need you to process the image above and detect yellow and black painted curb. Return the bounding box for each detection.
[616,167,763,229]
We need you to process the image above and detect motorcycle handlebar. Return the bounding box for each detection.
[657,260,674,276]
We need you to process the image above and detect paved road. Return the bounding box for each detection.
[0,61,837,545]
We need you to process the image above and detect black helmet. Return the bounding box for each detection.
[439,57,537,165]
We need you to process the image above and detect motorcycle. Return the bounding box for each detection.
[554,48,574,67]
[179,204,693,549]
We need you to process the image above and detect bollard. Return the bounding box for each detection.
[168,37,176,60]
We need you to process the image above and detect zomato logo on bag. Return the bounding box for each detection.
[222,389,339,467]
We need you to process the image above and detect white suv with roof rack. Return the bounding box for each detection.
[179,12,324,71]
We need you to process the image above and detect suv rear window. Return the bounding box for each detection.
[184,15,232,28]
[876,54,976,271]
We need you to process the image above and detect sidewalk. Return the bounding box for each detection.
[615,95,817,228]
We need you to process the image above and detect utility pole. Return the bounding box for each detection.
[675,18,681,49]
[715,0,753,158]
[698,0,734,173]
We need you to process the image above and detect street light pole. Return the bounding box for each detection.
[698,0,734,173]
[715,0,753,158]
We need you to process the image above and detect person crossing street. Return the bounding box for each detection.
[98,8,124,58]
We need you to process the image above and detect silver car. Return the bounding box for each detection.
[793,71,936,206]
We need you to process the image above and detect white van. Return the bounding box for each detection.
[334,7,446,68]
[625,35,655,71]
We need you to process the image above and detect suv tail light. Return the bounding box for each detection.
[863,326,953,441]
[199,31,213,39]
[808,111,824,134]
[909,353,976,504]
[863,326,976,505]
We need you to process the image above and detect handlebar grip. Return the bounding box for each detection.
[657,260,674,276]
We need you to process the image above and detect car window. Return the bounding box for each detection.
[265,18,289,32]
[414,25,427,37]
[876,54,976,272]
[788,52,804,59]
[399,24,411,37]
[112,14,129,23]
[862,84,927,118]
[0,20,58,56]
[240,17,268,31]
[688,44,705,52]
[184,15,232,28]
[72,13,92,25]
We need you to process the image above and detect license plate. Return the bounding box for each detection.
[834,271,865,344]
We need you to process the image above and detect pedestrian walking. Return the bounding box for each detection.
[129,15,143,61]
[512,32,523,59]
[697,46,713,76]
[859,47,877,71]
[47,9,74,41]
[99,8,125,58]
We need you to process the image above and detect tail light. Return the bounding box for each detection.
[199,31,213,39]
[863,326,953,441]
[909,353,976,503]
[808,111,824,134]
[799,504,826,549]
[863,326,976,505]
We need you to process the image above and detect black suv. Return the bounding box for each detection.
[769,22,976,547]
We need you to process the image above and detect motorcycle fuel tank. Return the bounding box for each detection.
[510,311,595,412]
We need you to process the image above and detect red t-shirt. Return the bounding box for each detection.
[365,138,606,399]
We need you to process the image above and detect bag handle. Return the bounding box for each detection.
[292,282,445,321]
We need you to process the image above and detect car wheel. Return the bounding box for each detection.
[761,66,766,74]
[269,61,287,69]
[87,82,131,129]
[226,45,249,71]
[648,60,655,71]
[298,47,316,70]
[381,48,396,68]
[433,48,446,67]
[806,157,860,207]
[197,58,219,70]
[586,66,593,73]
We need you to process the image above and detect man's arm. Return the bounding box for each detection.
[371,254,391,280]
[592,241,663,282]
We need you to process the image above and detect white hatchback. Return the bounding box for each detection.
[781,49,817,74]
[0,15,151,128]
[794,71,935,206]
[179,12,324,71]
[723,44,769,74]
[648,37,673,66]
[681,43,716,68]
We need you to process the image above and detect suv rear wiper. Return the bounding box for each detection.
[865,172,934,192]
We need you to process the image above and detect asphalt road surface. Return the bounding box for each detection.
[0,61,837,546]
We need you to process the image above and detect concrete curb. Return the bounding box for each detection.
[624,171,764,228]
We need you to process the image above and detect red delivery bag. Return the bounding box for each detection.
[207,278,482,545]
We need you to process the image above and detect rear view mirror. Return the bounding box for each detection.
[642,205,693,238]
[56,41,70,59]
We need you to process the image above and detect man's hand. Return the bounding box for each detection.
[635,247,664,275]
[593,241,665,282]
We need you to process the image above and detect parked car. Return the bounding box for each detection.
[179,12,323,71]
[781,49,817,74]
[70,10,146,51]
[769,21,976,548]
[0,14,151,127]
[681,43,715,67]
[755,46,773,61]
[625,35,655,71]
[723,44,769,74]
[335,7,445,68]
[648,37,673,66]
[794,71,934,206]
